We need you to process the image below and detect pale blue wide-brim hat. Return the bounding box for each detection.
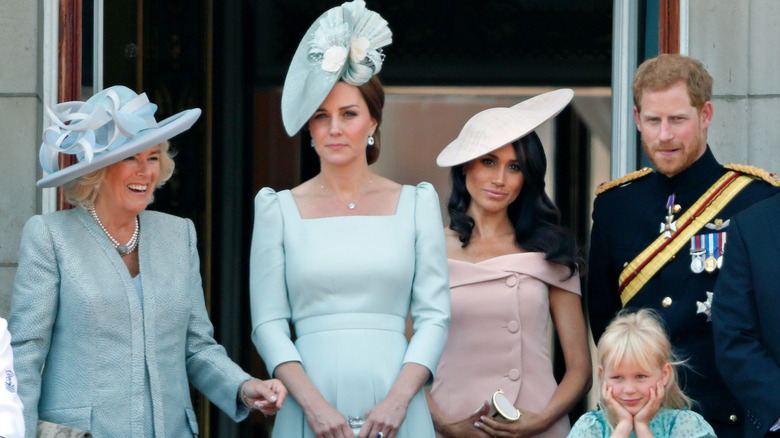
[436,89,575,167]
[281,0,392,136]
[37,85,201,188]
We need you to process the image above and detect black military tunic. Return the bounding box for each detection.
[587,147,780,438]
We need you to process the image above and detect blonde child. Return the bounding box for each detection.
[569,309,714,438]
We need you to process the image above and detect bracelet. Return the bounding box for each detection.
[239,379,254,409]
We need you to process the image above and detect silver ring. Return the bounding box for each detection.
[377,433,385,438]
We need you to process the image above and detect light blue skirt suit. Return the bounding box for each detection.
[250,183,450,437]
[10,208,252,437]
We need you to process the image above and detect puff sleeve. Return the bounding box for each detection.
[567,411,607,438]
[250,188,303,375]
[9,215,59,437]
[667,410,716,438]
[402,182,450,375]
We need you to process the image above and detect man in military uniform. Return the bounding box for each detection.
[713,192,780,438]
[587,53,780,438]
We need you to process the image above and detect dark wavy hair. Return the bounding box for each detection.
[447,131,580,278]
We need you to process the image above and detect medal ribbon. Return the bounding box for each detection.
[618,171,754,306]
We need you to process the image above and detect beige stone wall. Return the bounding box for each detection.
[0,0,42,318]
[689,0,780,174]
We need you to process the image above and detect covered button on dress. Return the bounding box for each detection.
[430,252,580,438]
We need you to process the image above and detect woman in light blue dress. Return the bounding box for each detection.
[249,2,450,438]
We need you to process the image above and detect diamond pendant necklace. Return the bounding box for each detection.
[319,176,373,210]
[89,206,139,255]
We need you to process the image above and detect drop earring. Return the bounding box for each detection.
[367,134,375,146]
[310,138,315,148]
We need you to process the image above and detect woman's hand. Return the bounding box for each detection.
[303,398,355,438]
[437,401,492,438]
[356,363,431,438]
[601,380,633,438]
[241,378,287,416]
[358,392,409,438]
[474,408,548,438]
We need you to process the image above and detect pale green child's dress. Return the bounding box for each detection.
[568,408,716,438]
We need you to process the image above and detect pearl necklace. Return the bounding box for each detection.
[89,206,139,255]
[319,177,373,210]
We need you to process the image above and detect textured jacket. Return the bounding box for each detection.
[10,208,251,437]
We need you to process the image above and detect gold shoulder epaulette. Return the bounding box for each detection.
[595,167,653,196]
[725,163,780,187]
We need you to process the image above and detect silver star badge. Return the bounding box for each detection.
[696,291,714,322]
[660,215,678,239]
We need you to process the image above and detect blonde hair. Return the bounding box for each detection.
[598,309,691,428]
[65,141,175,209]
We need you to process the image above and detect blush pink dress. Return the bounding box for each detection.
[429,252,580,438]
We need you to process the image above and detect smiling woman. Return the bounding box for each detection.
[10,85,287,437]
[64,141,173,213]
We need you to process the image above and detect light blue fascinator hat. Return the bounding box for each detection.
[281,0,392,136]
[37,85,201,188]
[436,89,574,167]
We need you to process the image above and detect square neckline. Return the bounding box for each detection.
[285,184,408,220]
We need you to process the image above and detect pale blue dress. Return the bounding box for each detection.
[250,183,450,438]
[568,408,716,438]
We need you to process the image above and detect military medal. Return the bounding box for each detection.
[659,194,679,239]
[689,235,705,274]
[696,291,714,322]
[690,253,705,273]
[704,230,717,273]
[704,256,717,273]
[704,219,728,269]
[704,232,724,273]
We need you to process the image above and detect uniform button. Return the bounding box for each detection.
[662,297,672,308]
[508,369,521,380]
[505,276,518,287]
[729,414,738,423]
[507,320,519,333]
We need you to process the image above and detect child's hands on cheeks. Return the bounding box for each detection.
[602,380,634,438]
[632,380,664,438]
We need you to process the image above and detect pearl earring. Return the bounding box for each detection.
[367,134,375,146]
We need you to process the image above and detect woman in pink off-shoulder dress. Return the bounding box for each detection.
[427,90,592,438]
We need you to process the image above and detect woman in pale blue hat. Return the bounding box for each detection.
[9,86,287,437]
[249,1,450,437]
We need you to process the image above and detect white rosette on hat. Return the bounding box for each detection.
[281,0,392,136]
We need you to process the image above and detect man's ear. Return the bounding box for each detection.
[699,101,713,130]
[633,106,642,132]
